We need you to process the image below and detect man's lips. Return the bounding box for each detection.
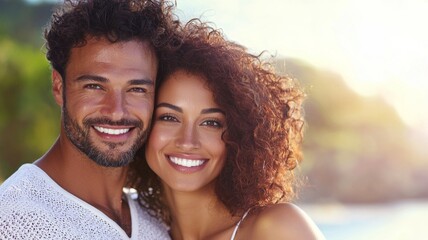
[93,126,132,135]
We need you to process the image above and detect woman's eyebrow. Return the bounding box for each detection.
[201,108,225,115]
[156,102,182,112]
[156,103,225,115]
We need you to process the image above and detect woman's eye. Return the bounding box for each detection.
[201,120,223,128]
[158,114,178,122]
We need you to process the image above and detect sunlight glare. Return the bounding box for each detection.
[177,0,428,128]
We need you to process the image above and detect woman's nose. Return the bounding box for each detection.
[175,123,201,150]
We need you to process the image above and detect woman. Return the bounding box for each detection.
[129,22,325,240]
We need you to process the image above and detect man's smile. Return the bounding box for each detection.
[93,126,131,135]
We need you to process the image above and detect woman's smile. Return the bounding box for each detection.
[145,70,226,192]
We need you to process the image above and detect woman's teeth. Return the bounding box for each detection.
[169,156,205,167]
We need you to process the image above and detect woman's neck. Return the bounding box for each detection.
[163,186,240,240]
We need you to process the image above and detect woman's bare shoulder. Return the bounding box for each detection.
[248,203,325,240]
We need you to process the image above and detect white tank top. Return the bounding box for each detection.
[230,208,253,240]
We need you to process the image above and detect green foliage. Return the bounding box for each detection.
[0,0,55,47]
[0,0,58,178]
[0,37,59,178]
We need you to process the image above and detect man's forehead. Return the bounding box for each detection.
[64,37,158,84]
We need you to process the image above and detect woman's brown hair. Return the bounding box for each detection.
[128,20,305,224]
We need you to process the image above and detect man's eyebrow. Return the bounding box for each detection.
[201,108,225,115]
[156,102,182,112]
[74,75,153,85]
[129,79,154,86]
[75,75,107,82]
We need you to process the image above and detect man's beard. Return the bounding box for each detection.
[62,107,149,167]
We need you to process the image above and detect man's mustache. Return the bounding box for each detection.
[83,117,143,128]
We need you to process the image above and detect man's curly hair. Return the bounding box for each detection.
[44,0,179,78]
[128,20,305,224]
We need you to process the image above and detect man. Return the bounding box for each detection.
[0,0,178,239]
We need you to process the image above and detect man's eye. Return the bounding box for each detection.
[84,84,102,90]
[129,87,147,93]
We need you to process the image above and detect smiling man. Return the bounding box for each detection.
[0,0,178,239]
[57,38,155,169]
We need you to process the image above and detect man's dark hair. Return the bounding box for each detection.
[44,0,178,78]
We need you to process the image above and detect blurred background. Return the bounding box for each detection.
[1,0,427,239]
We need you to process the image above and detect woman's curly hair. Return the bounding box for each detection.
[44,0,180,79]
[128,20,305,224]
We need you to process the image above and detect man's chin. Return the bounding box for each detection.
[83,145,136,167]
[88,154,135,168]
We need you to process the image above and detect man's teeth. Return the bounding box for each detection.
[94,126,130,135]
[169,156,205,167]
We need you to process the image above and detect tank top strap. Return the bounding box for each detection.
[230,208,253,240]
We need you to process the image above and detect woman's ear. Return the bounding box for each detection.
[52,70,63,107]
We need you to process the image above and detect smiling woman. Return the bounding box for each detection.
[128,19,325,240]
[146,70,227,192]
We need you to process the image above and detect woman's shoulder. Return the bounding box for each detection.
[247,203,325,240]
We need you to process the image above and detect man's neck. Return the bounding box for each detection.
[35,137,130,234]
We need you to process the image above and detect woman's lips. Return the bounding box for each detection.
[166,155,208,173]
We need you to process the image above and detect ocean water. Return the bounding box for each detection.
[301,201,428,240]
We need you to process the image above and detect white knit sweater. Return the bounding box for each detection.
[0,164,170,240]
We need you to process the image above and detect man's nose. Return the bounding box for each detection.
[100,91,128,120]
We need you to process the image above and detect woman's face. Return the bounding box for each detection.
[146,70,227,192]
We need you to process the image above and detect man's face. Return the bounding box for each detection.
[53,37,158,167]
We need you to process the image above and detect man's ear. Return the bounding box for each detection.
[52,70,64,107]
